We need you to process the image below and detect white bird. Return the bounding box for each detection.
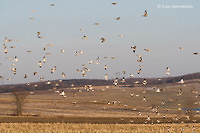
[142,79,147,85]
[156,88,161,93]
[4,48,8,54]
[121,77,126,82]
[129,74,134,77]
[60,90,66,97]
[113,78,118,86]
[147,115,151,121]
[37,32,43,38]
[43,56,46,63]
[38,61,42,68]
[130,93,134,97]
[104,65,107,70]
[79,51,84,54]
[62,72,66,78]
[82,35,88,40]
[11,68,17,75]
[143,97,147,102]
[166,67,170,71]
[60,49,65,53]
[131,46,136,53]
[165,72,170,75]
[178,78,184,84]
[88,60,93,64]
[14,56,18,62]
[104,74,108,81]
[165,67,170,75]
[51,66,57,74]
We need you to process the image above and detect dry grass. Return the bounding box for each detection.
[0,82,200,132]
[0,123,200,133]
[0,82,200,124]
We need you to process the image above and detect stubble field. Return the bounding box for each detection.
[0,80,200,132]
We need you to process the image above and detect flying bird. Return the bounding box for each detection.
[104,65,107,70]
[94,23,100,25]
[33,72,37,76]
[38,61,42,68]
[51,66,57,74]
[166,67,170,71]
[118,34,124,38]
[100,37,106,43]
[177,78,184,84]
[14,56,18,62]
[142,79,147,85]
[37,32,41,38]
[137,68,142,74]
[10,46,16,49]
[50,3,55,6]
[88,60,93,64]
[29,18,35,20]
[112,3,118,5]
[179,47,184,50]
[104,74,108,81]
[144,49,152,52]
[115,17,120,20]
[136,56,143,62]
[62,72,66,78]
[131,46,136,53]
[193,52,199,55]
[30,9,36,12]
[43,56,46,63]
[47,44,54,47]
[165,67,170,75]
[82,35,88,40]
[143,10,148,17]
[60,49,65,53]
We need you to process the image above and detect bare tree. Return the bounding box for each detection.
[12,91,29,116]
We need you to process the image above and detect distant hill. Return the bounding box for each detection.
[0,72,200,93]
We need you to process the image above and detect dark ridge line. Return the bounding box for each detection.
[0,72,200,93]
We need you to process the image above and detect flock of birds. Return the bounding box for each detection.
[1,1,200,126]
[1,2,199,84]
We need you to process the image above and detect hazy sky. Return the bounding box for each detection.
[0,0,200,84]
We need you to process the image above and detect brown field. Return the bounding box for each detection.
[0,123,200,133]
[0,81,200,132]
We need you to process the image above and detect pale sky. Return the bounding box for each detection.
[0,0,200,84]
